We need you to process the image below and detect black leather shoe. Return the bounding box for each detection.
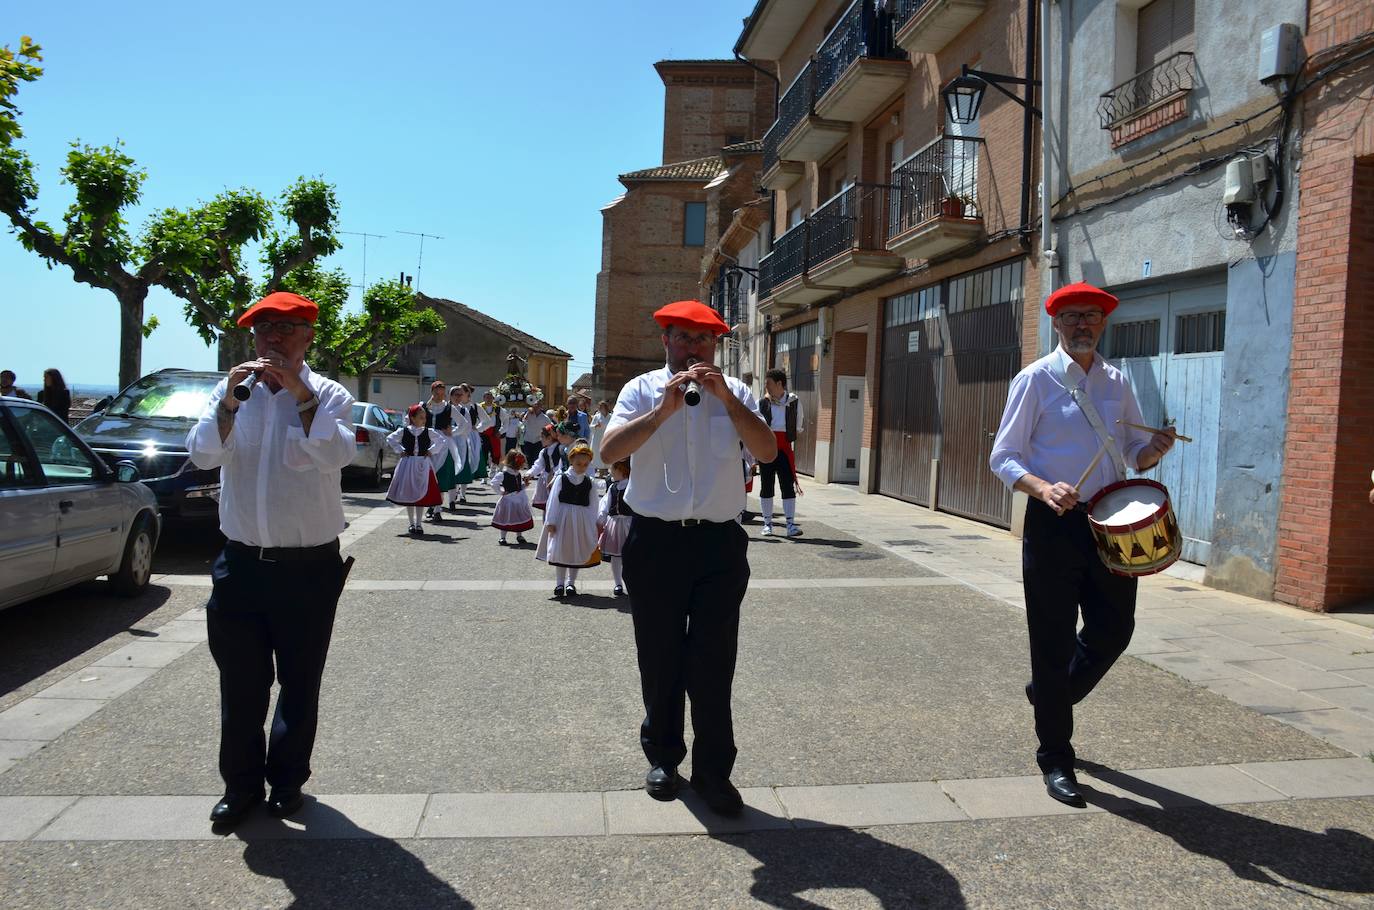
[266,788,305,819]
[1043,768,1085,807]
[565,584,577,597]
[645,766,685,801]
[691,775,744,816]
[209,791,262,827]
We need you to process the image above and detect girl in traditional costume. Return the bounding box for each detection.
[536,442,600,598]
[596,458,634,597]
[489,449,534,546]
[529,424,564,512]
[386,404,449,535]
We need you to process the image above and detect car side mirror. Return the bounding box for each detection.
[114,460,141,483]
[93,396,113,414]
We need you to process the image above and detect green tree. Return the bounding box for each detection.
[297,270,445,400]
[0,38,339,387]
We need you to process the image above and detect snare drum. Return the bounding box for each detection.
[1086,479,1181,577]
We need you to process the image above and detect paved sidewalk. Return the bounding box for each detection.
[772,483,1374,759]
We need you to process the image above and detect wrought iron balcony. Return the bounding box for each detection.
[887,134,985,260]
[757,183,902,309]
[1097,52,1195,128]
[763,64,815,176]
[891,0,987,55]
[813,0,908,114]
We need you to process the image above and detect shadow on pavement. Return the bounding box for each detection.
[757,536,862,549]
[710,811,967,908]
[0,583,173,698]
[1079,760,1374,895]
[240,800,471,909]
[557,591,631,614]
[396,531,465,544]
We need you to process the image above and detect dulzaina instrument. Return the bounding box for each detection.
[1086,479,1182,577]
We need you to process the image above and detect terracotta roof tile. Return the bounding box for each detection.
[417,293,571,359]
[619,156,725,183]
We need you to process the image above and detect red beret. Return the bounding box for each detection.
[653,299,730,336]
[235,291,320,328]
[1045,282,1118,317]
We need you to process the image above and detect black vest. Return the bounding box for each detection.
[427,402,452,431]
[401,428,433,456]
[558,475,592,507]
[759,395,799,442]
[500,470,523,494]
[484,405,502,432]
[607,483,638,518]
[541,445,566,474]
[464,404,479,427]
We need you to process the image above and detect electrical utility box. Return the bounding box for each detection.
[1259,23,1303,84]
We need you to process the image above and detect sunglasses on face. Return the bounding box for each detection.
[251,320,312,336]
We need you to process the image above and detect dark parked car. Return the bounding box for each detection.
[74,369,225,522]
[0,396,160,609]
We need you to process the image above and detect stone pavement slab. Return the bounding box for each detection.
[604,787,788,835]
[91,639,201,669]
[1234,757,1374,799]
[36,796,220,841]
[1104,764,1288,806]
[775,781,968,828]
[234,794,430,840]
[0,697,105,742]
[0,796,76,840]
[418,792,605,838]
[38,666,158,700]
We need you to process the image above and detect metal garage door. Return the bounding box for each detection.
[1105,272,1225,565]
[877,259,1024,527]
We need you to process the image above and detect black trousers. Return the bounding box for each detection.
[622,516,750,781]
[520,441,543,468]
[759,451,795,500]
[206,544,347,794]
[1023,499,1137,773]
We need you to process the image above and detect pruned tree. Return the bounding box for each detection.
[0,36,339,387]
[297,270,445,400]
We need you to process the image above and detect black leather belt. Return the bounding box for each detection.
[227,538,340,562]
[640,516,725,528]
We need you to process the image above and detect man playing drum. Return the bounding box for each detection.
[989,282,1177,807]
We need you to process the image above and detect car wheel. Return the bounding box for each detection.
[111,514,156,596]
[373,452,386,490]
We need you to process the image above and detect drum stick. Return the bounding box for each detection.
[1115,419,1192,443]
[1073,441,1108,493]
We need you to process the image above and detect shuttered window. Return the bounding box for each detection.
[1110,319,1161,358]
[1136,0,1195,74]
[1175,310,1225,354]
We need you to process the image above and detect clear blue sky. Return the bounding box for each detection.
[3,1,753,389]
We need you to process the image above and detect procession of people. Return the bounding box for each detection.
[186,285,1185,831]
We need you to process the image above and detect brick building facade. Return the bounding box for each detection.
[1275,3,1374,610]
[591,60,775,401]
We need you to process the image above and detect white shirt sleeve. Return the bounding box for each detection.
[186,379,235,469]
[604,377,649,433]
[282,381,356,473]
[989,370,1038,490]
[545,474,564,525]
[597,487,611,525]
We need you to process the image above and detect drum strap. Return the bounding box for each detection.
[1049,355,1128,481]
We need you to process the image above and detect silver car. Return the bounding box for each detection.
[0,396,161,610]
[347,402,401,489]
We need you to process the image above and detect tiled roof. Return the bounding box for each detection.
[417,293,572,359]
[620,156,725,183]
[571,372,593,390]
[722,139,763,154]
[655,59,746,67]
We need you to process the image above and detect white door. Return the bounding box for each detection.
[0,414,58,605]
[833,376,865,483]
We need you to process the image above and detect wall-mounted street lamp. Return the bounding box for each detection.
[938,50,1044,245]
[722,264,758,300]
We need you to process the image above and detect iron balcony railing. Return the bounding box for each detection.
[889,134,984,239]
[813,0,907,100]
[888,0,934,30]
[763,63,815,175]
[1097,51,1196,128]
[757,183,894,300]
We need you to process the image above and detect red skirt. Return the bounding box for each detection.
[387,468,442,507]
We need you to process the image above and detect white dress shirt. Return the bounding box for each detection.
[989,347,1152,502]
[762,392,804,433]
[475,403,498,433]
[522,410,549,443]
[187,364,356,547]
[606,367,759,522]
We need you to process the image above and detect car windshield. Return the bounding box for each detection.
[352,404,366,424]
[104,374,221,419]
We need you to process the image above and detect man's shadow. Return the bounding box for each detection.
[686,801,965,909]
[239,799,471,909]
[1079,760,1374,894]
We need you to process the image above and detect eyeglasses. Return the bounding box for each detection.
[669,329,716,346]
[251,320,312,336]
[1055,312,1105,327]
